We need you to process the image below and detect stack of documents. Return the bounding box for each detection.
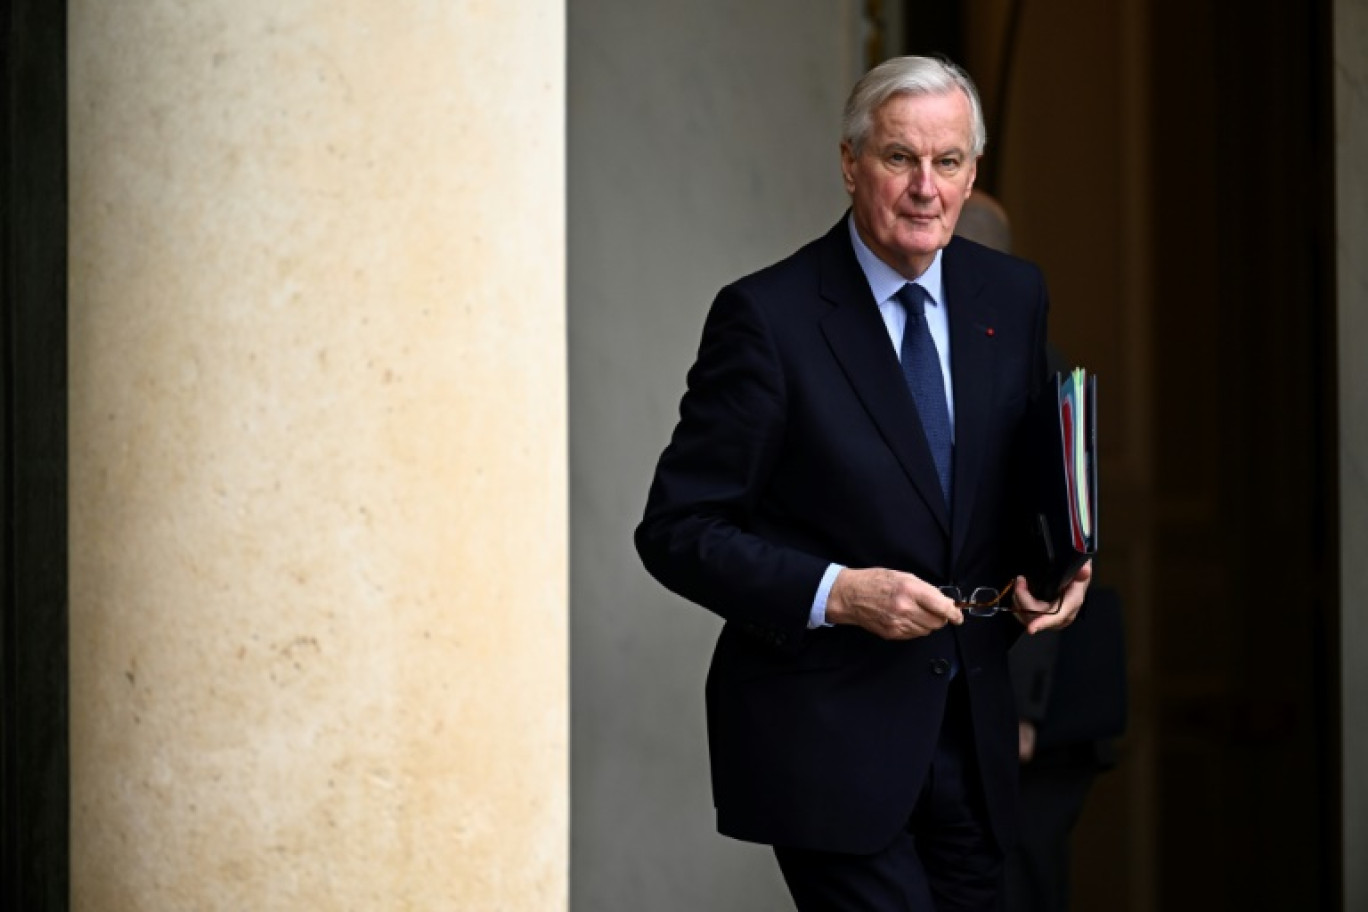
[1058,368,1096,556]
[1015,368,1098,602]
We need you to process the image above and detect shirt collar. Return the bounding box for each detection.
[846,213,946,309]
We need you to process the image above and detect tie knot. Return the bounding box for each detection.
[898,283,928,316]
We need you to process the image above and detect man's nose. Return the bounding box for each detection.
[908,163,936,198]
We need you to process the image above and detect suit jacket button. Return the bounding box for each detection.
[930,658,951,676]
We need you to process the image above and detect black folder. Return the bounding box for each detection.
[1013,369,1098,603]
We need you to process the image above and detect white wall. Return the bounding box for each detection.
[568,1,860,908]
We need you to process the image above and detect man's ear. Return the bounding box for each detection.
[964,156,980,197]
[840,142,857,193]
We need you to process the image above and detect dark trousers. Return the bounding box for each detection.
[774,680,1005,912]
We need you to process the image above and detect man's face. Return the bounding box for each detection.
[841,90,979,279]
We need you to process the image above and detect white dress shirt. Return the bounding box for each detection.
[807,216,957,628]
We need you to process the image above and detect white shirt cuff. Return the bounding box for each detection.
[808,563,844,628]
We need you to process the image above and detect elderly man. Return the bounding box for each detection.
[635,56,1091,911]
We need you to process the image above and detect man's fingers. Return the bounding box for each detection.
[874,573,961,638]
[922,587,964,626]
[1015,567,1092,634]
[1011,575,1047,614]
[829,567,967,639]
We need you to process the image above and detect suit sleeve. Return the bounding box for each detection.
[634,285,828,647]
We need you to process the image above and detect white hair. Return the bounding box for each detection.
[842,56,987,158]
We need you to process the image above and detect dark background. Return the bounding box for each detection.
[3,0,70,909]
[906,0,1339,908]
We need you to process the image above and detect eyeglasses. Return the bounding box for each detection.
[937,582,1062,618]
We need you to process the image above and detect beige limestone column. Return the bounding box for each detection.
[68,2,566,909]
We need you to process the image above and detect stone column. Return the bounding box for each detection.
[68,2,566,909]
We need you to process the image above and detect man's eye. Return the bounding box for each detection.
[889,152,909,164]
[938,158,961,171]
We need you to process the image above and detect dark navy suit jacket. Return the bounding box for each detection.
[636,217,1051,855]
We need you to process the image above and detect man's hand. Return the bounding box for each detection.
[825,567,963,640]
[1013,559,1093,635]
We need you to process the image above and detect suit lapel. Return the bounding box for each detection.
[817,222,951,535]
[943,240,999,564]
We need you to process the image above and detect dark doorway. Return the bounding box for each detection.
[1144,0,1338,907]
[907,0,1341,908]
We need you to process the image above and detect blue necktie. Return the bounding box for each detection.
[898,283,953,504]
